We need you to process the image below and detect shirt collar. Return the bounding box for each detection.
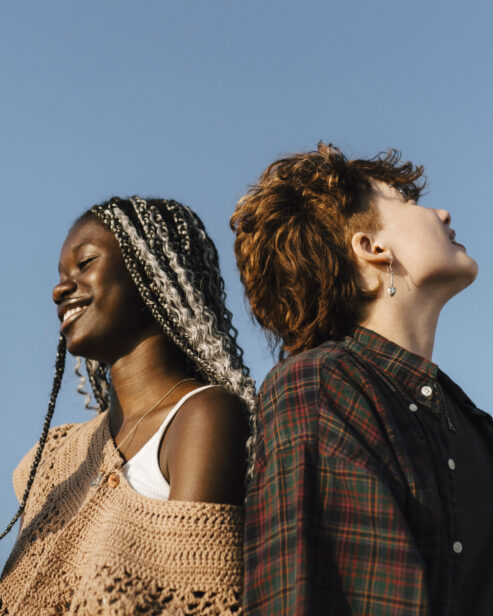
[344,326,439,407]
[342,326,487,419]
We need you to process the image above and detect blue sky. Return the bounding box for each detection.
[0,0,492,565]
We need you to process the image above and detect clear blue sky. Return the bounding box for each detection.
[1,0,492,565]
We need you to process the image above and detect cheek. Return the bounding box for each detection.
[405,217,446,256]
[393,227,445,278]
[106,280,155,330]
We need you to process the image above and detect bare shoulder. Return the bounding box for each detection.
[173,385,248,433]
[160,386,250,505]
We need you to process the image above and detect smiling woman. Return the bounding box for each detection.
[0,197,256,615]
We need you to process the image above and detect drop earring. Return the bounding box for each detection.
[387,259,397,297]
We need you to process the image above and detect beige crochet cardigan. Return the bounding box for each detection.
[0,412,244,615]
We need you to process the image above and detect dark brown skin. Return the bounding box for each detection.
[52,218,249,505]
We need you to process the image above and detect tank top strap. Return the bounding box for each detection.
[153,384,217,443]
[126,384,217,465]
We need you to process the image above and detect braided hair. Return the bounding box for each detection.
[0,336,67,540]
[1,197,256,539]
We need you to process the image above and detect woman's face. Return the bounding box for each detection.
[371,182,478,299]
[53,217,158,363]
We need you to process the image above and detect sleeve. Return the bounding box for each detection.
[243,371,430,615]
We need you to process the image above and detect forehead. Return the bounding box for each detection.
[60,218,120,260]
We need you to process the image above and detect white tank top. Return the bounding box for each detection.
[122,385,215,501]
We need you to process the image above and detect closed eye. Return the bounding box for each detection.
[78,257,97,270]
[397,186,408,200]
[389,183,409,201]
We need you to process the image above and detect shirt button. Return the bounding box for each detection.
[108,472,120,488]
[453,541,463,554]
[409,403,418,412]
[448,458,456,470]
[421,385,433,397]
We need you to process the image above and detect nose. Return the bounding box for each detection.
[52,276,77,304]
[435,208,451,226]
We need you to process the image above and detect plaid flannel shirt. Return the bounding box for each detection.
[244,327,493,615]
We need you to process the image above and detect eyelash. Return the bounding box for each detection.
[397,187,407,198]
[78,257,96,270]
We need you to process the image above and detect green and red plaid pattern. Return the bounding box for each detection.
[244,327,493,615]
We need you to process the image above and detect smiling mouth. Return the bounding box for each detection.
[61,305,89,331]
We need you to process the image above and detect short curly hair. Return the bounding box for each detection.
[231,142,425,355]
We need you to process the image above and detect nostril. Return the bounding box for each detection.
[53,278,76,304]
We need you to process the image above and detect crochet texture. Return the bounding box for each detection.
[0,414,243,615]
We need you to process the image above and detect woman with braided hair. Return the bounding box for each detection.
[0,196,255,615]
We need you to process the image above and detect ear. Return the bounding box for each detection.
[351,231,391,267]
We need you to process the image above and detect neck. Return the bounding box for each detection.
[359,290,443,361]
[108,334,191,421]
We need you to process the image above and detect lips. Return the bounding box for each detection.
[448,229,466,250]
[58,300,91,332]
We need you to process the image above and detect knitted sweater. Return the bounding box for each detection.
[0,412,244,615]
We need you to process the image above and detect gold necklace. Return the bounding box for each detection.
[114,377,195,456]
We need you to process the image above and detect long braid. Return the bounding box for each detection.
[105,206,233,382]
[115,204,245,387]
[180,206,246,370]
[132,198,244,374]
[74,356,98,410]
[0,336,67,539]
[85,360,110,412]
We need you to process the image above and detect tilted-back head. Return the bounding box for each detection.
[231,143,425,355]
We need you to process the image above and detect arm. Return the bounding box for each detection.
[160,386,250,505]
[244,367,430,615]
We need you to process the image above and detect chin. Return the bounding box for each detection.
[64,332,109,363]
[65,340,95,361]
[461,255,479,286]
[446,259,479,299]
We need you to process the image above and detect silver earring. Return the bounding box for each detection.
[387,259,397,297]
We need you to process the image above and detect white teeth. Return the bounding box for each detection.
[63,306,87,322]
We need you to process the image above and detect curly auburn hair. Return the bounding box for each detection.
[231,142,426,355]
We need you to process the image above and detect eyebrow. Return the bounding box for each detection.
[73,241,95,251]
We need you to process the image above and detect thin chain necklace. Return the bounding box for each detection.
[114,377,195,456]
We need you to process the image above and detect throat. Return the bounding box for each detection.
[359,298,440,360]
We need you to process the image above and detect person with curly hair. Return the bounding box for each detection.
[231,144,493,615]
[0,197,256,615]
